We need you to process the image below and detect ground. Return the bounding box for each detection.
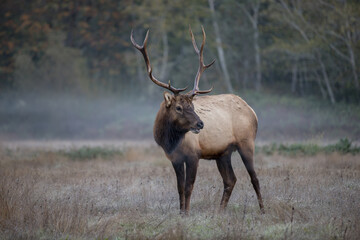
[0,141,359,239]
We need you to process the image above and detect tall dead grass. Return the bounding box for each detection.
[0,145,359,239]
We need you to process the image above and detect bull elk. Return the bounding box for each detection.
[131,26,264,214]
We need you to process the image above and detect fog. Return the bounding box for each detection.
[1,91,359,144]
[0,93,157,141]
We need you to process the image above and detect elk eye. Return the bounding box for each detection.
[176,106,182,112]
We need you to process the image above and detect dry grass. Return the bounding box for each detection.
[0,143,359,239]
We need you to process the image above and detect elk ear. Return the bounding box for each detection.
[163,92,173,108]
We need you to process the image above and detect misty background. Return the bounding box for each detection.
[1,0,360,142]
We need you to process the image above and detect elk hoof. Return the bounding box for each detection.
[260,208,265,214]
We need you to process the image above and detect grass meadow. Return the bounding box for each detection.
[0,141,359,239]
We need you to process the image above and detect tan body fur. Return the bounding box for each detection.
[192,94,256,159]
[165,94,257,160]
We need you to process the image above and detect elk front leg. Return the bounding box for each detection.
[172,162,185,213]
[216,153,237,209]
[184,159,199,214]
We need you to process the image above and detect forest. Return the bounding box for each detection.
[1,0,359,103]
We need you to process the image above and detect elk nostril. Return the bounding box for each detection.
[197,121,204,129]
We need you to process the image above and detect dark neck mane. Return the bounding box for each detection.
[153,107,186,155]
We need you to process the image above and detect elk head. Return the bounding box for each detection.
[162,92,204,134]
[130,26,215,135]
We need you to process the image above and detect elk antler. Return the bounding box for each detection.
[188,26,215,97]
[130,29,187,95]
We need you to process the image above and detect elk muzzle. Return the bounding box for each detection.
[190,120,204,134]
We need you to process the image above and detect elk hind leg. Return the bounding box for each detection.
[216,152,237,209]
[238,142,265,213]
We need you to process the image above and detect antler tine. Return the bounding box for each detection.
[130,29,187,95]
[188,26,215,97]
[189,26,199,54]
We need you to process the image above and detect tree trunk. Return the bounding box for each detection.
[302,62,309,94]
[208,0,233,93]
[159,31,169,80]
[252,9,262,91]
[299,67,304,96]
[348,44,359,89]
[319,58,336,104]
[291,61,298,93]
[314,70,327,99]
[240,1,261,91]
[243,59,249,89]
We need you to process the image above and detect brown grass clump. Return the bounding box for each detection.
[0,144,359,239]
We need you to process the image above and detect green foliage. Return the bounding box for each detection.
[257,138,360,156]
[61,147,122,160]
[1,0,360,102]
[14,31,90,93]
[257,143,278,155]
[324,138,356,154]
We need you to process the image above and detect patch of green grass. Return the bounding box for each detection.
[60,146,123,160]
[256,138,360,156]
[187,218,222,239]
[262,223,289,239]
[277,143,321,156]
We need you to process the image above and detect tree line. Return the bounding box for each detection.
[1,0,359,103]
